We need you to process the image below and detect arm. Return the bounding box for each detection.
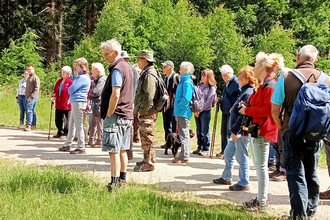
[107,86,121,117]
[245,87,274,118]
[177,81,193,110]
[272,104,282,128]
[90,77,106,97]
[201,86,216,111]
[68,77,84,95]
[270,75,285,128]
[231,93,250,135]
[139,74,157,115]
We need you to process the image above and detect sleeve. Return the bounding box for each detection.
[111,69,123,87]
[31,76,40,98]
[271,75,285,106]
[202,86,216,111]
[245,87,274,118]
[231,93,250,135]
[91,77,106,97]
[177,80,193,110]
[139,74,157,115]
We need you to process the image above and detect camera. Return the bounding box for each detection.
[241,115,253,131]
[241,115,259,138]
[247,124,259,138]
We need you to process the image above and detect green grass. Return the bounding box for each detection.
[0,159,277,220]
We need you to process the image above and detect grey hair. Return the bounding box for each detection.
[180,62,194,74]
[100,38,122,55]
[299,45,318,62]
[219,64,234,77]
[61,66,72,74]
[74,57,89,73]
[91,62,106,77]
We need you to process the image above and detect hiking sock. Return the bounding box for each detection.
[111,176,120,186]
[120,172,126,181]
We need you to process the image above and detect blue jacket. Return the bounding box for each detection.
[229,84,254,135]
[174,74,194,119]
[68,72,91,102]
[221,75,240,115]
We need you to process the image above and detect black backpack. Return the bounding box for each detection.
[148,71,170,112]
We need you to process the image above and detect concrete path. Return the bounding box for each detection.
[0,126,329,219]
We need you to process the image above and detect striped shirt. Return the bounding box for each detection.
[16,78,27,97]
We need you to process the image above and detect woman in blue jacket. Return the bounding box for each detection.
[173,61,194,163]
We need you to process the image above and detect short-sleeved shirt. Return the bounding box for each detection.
[111,69,123,87]
[271,75,285,106]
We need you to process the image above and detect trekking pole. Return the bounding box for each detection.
[210,98,220,159]
[48,101,54,140]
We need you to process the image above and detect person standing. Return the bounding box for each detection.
[160,60,179,148]
[172,61,194,164]
[24,64,40,131]
[271,45,330,219]
[133,50,158,172]
[100,39,134,190]
[89,62,106,147]
[216,65,240,158]
[16,71,29,128]
[52,66,73,138]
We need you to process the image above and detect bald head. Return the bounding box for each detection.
[297,45,318,64]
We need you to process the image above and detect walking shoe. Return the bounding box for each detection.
[69,148,86,154]
[270,172,286,182]
[135,160,145,166]
[229,184,250,191]
[106,182,119,192]
[31,125,36,130]
[213,177,232,185]
[24,125,31,131]
[320,187,330,199]
[192,149,201,154]
[58,146,71,152]
[243,197,269,212]
[53,134,61,138]
[133,163,155,172]
[198,150,209,156]
[90,144,101,148]
[18,123,24,129]
[215,153,224,159]
[172,158,188,164]
[269,170,280,178]
[281,214,316,220]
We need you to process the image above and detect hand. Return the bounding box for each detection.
[27,97,32,103]
[239,106,246,114]
[194,112,200,118]
[231,133,238,141]
[229,108,232,113]
[51,97,55,103]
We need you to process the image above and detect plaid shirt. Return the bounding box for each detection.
[16,78,26,97]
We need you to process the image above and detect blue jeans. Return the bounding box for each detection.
[250,136,269,204]
[268,142,276,164]
[18,95,26,123]
[25,97,38,125]
[282,131,320,218]
[221,136,250,187]
[195,110,211,151]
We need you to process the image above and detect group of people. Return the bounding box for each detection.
[16,42,330,219]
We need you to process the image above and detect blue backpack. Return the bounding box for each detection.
[289,69,330,142]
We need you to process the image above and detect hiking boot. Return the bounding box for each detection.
[198,150,209,156]
[31,125,36,130]
[270,172,286,182]
[135,161,145,166]
[269,170,280,178]
[320,187,330,199]
[134,163,155,172]
[213,177,232,185]
[69,148,86,154]
[192,149,201,154]
[119,179,127,187]
[229,184,250,191]
[106,182,119,192]
[215,153,224,159]
[18,122,24,129]
[243,197,269,212]
[58,146,71,152]
[53,134,61,138]
[24,125,31,131]
[172,158,188,164]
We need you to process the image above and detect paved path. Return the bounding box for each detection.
[0,126,329,219]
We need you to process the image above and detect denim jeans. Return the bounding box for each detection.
[25,96,38,125]
[220,113,230,153]
[250,135,269,204]
[221,136,250,187]
[18,95,26,123]
[282,131,320,218]
[268,142,276,163]
[195,110,211,151]
[176,117,190,160]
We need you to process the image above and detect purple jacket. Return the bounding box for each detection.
[197,83,216,112]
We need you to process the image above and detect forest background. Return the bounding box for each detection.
[0,0,330,94]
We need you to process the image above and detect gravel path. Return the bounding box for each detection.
[1,126,330,219]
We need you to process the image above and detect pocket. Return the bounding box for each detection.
[103,115,120,149]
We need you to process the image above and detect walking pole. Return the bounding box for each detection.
[48,101,54,140]
[210,97,220,159]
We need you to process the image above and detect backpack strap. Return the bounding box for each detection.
[290,69,307,84]
[317,72,328,84]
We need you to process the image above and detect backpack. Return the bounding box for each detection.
[289,69,330,142]
[186,79,205,112]
[148,71,170,112]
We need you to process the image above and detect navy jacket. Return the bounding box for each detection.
[229,84,254,135]
[220,75,240,115]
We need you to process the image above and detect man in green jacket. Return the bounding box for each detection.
[134,50,158,172]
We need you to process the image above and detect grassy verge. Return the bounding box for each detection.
[0,159,277,220]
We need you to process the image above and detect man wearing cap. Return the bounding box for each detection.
[134,50,159,172]
[160,60,179,148]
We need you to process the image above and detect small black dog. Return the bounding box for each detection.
[164,129,195,157]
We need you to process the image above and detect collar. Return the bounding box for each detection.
[296,61,315,69]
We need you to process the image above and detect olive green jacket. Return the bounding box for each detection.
[134,65,158,115]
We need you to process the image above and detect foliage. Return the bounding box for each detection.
[0,29,45,85]
[253,23,296,68]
